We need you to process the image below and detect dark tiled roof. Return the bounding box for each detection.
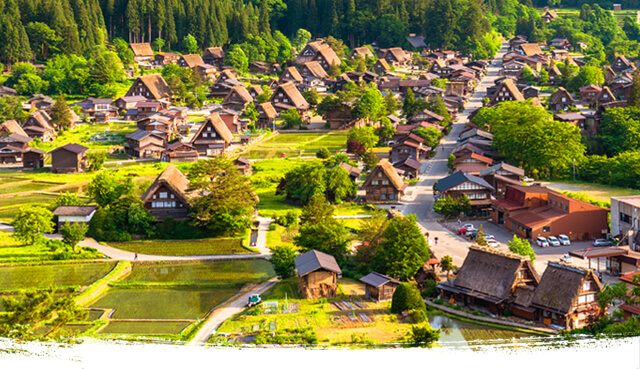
[49,143,88,155]
[295,250,342,276]
[360,272,400,287]
[435,171,494,192]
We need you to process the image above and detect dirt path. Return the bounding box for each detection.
[188,277,280,346]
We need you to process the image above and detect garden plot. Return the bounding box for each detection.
[123,260,275,284]
[99,321,193,336]
[0,262,116,290]
[241,132,348,159]
[107,238,252,256]
[88,287,239,319]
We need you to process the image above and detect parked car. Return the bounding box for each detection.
[247,294,262,307]
[459,224,476,235]
[485,235,495,240]
[593,239,613,247]
[524,176,535,183]
[547,236,561,247]
[560,254,573,263]
[558,234,571,246]
[536,237,549,247]
[466,229,478,239]
[486,239,500,247]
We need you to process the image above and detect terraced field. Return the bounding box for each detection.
[108,238,252,256]
[124,260,275,284]
[241,132,348,159]
[99,321,192,335]
[0,262,116,290]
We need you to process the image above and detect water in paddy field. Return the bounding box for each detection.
[428,315,556,349]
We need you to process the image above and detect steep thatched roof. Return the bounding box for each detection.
[302,61,328,79]
[519,43,543,57]
[180,54,205,68]
[130,74,172,100]
[531,262,601,314]
[191,112,234,144]
[362,159,406,191]
[453,246,539,301]
[0,120,27,137]
[140,164,190,203]
[129,43,153,57]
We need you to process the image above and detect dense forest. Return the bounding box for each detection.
[0,0,532,65]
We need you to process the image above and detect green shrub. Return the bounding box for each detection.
[410,309,426,323]
[268,223,277,231]
[421,280,439,297]
[391,283,426,314]
[433,298,444,305]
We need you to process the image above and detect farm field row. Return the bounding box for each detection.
[107,238,253,256]
[240,132,348,159]
[0,261,116,290]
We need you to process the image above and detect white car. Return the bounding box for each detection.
[486,239,500,247]
[524,176,535,183]
[460,223,476,231]
[547,236,561,247]
[558,234,571,246]
[560,254,573,263]
[486,235,495,240]
[536,237,549,247]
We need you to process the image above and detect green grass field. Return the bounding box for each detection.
[123,260,275,284]
[537,7,638,26]
[241,132,348,159]
[0,181,59,195]
[0,193,67,208]
[539,180,640,204]
[107,238,252,256]
[0,262,116,290]
[89,287,239,319]
[34,122,137,153]
[99,321,193,336]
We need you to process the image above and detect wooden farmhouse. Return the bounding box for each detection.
[124,130,166,158]
[269,82,310,120]
[363,159,407,202]
[22,148,46,169]
[189,113,233,157]
[221,85,252,112]
[141,164,191,221]
[49,143,88,174]
[154,52,180,66]
[52,205,98,230]
[349,47,374,60]
[256,102,277,129]
[125,74,172,100]
[129,43,154,63]
[203,47,225,66]
[360,272,400,302]
[612,55,634,74]
[0,132,31,164]
[161,141,199,163]
[529,262,603,330]
[489,79,524,106]
[280,66,304,84]
[434,171,495,214]
[438,246,540,317]
[479,162,525,199]
[294,250,342,299]
[178,54,205,69]
[373,59,391,75]
[549,87,575,111]
[22,110,56,142]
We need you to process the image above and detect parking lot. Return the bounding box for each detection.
[436,220,610,278]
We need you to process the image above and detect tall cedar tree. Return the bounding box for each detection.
[629,69,640,109]
[50,94,72,130]
[187,157,257,236]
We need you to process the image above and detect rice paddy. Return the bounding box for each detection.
[241,132,348,159]
[123,260,275,284]
[0,262,116,290]
[99,321,193,336]
[107,238,252,256]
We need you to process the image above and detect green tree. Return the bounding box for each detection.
[225,44,249,73]
[507,235,536,262]
[49,192,83,211]
[352,84,383,121]
[152,38,165,52]
[258,0,271,35]
[385,94,398,116]
[629,69,640,109]
[403,88,416,117]
[50,94,72,130]
[242,102,259,123]
[294,198,349,262]
[347,126,378,150]
[25,22,60,61]
[281,108,303,129]
[12,206,54,245]
[188,157,257,236]
[363,150,379,170]
[182,34,198,53]
[89,49,126,87]
[440,255,454,280]
[377,117,396,142]
[316,147,331,159]
[302,89,320,107]
[60,222,88,252]
[292,29,312,51]
[568,66,605,93]
[391,282,426,313]
[87,151,106,172]
[475,224,487,246]
[355,211,388,266]
[372,214,430,280]
[88,172,134,207]
[409,324,441,348]
[270,244,298,278]
[0,96,27,122]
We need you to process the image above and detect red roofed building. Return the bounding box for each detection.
[491,185,609,241]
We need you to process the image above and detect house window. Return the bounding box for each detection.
[159,192,168,199]
[207,126,211,131]
[203,133,208,138]
[562,97,566,102]
[543,226,550,232]
[372,180,379,185]
[170,194,175,199]
[274,98,279,103]
[578,294,595,304]
[378,172,382,177]
[621,213,632,223]
[382,180,389,185]
[381,194,387,200]
[583,282,591,291]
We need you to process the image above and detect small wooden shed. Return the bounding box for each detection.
[359,272,400,302]
[294,250,342,299]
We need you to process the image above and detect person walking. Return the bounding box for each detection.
[134,253,138,260]
[434,237,438,246]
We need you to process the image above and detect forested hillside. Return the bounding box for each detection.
[0,0,532,65]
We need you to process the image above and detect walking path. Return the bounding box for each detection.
[188,277,280,346]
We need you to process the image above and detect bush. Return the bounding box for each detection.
[433,298,444,305]
[409,324,440,348]
[316,147,331,159]
[421,280,439,297]
[268,223,277,231]
[410,309,426,323]
[391,283,426,314]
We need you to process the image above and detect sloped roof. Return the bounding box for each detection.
[453,246,539,301]
[1,120,27,137]
[596,86,616,102]
[551,87,574,105]
[531,262,601,314]
[49,143,88,155]
[394,157,422,171]
[315,47,341,67]
[360,272,400,287]
[452,152,493,166]
[519,43,543,57]
[53,205,98,217]
[375,59,390,70]
[459,128,493,142]
[387,47,409,63]
[204,47,225,59]
[493,79,524,102]
[223,85,253,104]
[180,54,205,68]
[258,102,277,118]
[303,61,328,79]
[249,85,264,96]
[25,110,53,131]
[273,82,309,110]
[191,112,234,144]
[281,66,303,83]
[141,165,190,203]
[435,171,494,192]
[338,162,362,177]
[295,250,342,277]
[352,47,374,58]
[125,129,158,141]
[130,43,154,56]
[406,35,427,49]
[363,159,406,191]
[133,74,172,99]
[479,162,525,177]
[217,69,238,83]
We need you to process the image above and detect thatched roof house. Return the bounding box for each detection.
[141,164,191,221]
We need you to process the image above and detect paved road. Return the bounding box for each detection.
[188,277,280,346]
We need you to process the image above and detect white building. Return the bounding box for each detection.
[611,196,640,251]
[52,205,98,231]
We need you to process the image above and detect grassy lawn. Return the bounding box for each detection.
[266,225,297,249]
[0,193,77,208]
[89,287,239,319]
[241,132,348,159]
[99,321,193,336]
[107,238,253,256]
[334,204,379,216]
[540,180,640,204]
[0,230,102,264]
[216,278,413,344]
[0,261,116,290]
[34,122,137,153]
[123,260,275,284]
[0,181,60,195]
[252,158,312,217]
